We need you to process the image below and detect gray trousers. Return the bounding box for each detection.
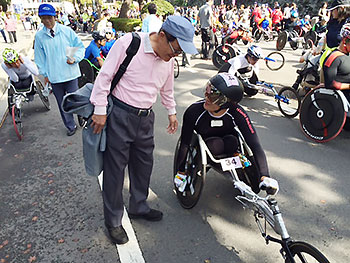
[103,105,155,227]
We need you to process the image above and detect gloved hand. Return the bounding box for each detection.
[259,177,279,195]
[174,172,187,192]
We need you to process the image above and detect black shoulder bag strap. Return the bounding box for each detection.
[110,32,141,92]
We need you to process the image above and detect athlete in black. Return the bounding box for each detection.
[174,73,279,194]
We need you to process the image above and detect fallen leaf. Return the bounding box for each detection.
[14,154,19,158]
[330,227,335,231]
[2,241,8,246]
[320,200,326,204]
[49,191,55,195]
[67,187,73,192]
[14,211,19,215]
[63,144,67,148]
[57,162,62,166]
[48,180,54,185]
[23,168,26,171]
[68,142,72,145]
[23,249,30,254]
[27,244,32,249]
[0,245,3,249]
[58,239,64,243]
[28,256,36,262]
[80,248,89,253]
[32,216,38,222]
[73,239,79,242]
[204,259,211,263]
[47,173,54,178]
[32,202,38,206]
[215,194,220,198]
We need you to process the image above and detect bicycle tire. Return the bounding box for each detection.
[174,58,180,79]
[212,44,236,69]
[265,51,285,71]
[285,241,330,263]
[277,87,301,118]
[35,81,51,110]
[12,105,23,141]
[173,136,205,209]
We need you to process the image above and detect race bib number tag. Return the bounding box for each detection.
[211,120,223,127]
[220,156,242,171]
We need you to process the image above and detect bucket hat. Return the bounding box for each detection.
[161,16,198,54]
[38,4,56,16]
[328,0,350,11]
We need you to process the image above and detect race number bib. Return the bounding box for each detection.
[220,156,242,171]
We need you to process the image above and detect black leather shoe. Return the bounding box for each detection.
[128,209,163,221]
[106,225,129,245]
[66,126,77,136]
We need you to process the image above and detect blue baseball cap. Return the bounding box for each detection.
[161,16,198,55]
[38,4,56,16]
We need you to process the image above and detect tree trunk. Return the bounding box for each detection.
[119,0,133,18]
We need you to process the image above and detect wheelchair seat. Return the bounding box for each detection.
[78,58,98,88]
[299,87,349,142]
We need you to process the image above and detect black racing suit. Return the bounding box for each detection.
[176,100,269,191]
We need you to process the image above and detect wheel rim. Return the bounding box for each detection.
[35,81,51,110]
[212,45,235,69]
[266,52,285,71]
[277,87,300,118]
[276,31,287,51]
[12,105,23,141]
[174,58,179,79]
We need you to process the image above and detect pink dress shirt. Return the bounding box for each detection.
[90,32,176,115]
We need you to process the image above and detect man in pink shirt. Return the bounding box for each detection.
[90,15,198,245]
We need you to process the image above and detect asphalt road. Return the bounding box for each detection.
[0,34,349,263]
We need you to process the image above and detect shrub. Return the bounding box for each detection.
[109,17,142,32]
[141,0,174,16]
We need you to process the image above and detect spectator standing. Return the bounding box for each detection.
[5,12,17,43]
[34,4,85,136]
[282,3,291,29]
[319,2,330,22]
[198,0,214,59]
[89,16,197,245]
[141,3,162,33]
[0,17,7,43]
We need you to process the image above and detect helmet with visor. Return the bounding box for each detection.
[2,48,19,64]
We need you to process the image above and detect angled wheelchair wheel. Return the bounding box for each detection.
[173,136,205,209]
[35,81,51,110]
[277,87,301,118]
[12,105,23,141]
[212,44,236,69]
[285,241,330,263]
[78,59,95,88]
[276,31,287,51]
[253,29,263,42]
[265,51,285,71]
[304,31,316,49]
[174,58,180,79]
[300,88,347,143]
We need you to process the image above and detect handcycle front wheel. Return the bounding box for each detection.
[265,51,285,71]
[35,81,51,110]
[212,44,236,69]
[174,57,180,79]
[285,241,330,263]
[173,136,205,209]
[277,87,301,118]
[12,105,23,141]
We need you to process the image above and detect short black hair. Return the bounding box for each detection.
[148,3,157,14]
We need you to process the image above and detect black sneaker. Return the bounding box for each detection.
[106,225,129,245]
[128,209,163,221]
[66,126,77,136]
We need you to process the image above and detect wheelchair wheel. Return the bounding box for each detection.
[212,44,236,69]
[12,105,23,141]
[265,51,285,71]
[35,81,51,110]
[253,29,263,42]
[299,88,347,142]
[173,136,205,209]
[78,59,95,88]
[277,87,301,118]
[290,40,299,50]
[174,57,180,79]
[276,31,287,51]
[304,31,317,49]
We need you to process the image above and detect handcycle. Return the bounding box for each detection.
[299,86,350,142]
[212,43,285,70]
[8,76,50,141]
[173,131,330,263]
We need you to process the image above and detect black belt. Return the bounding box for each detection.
[112,96,152,117]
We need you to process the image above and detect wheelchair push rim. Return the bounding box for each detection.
[35,81,51,110]
[277,86,301,118]
[265,51,285,71]
[78,59,96,88]
[12,105,23,141]
[299,88,347,142]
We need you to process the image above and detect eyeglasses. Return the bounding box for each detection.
[168,41,182,55]
[204,82,227,105]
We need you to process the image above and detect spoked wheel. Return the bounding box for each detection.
[285,241,330,263]
[265,51,285,71]
[173,136,205,209]
[290,40,299,50]
[11,105,23,141]
[78,59,95,88]
[212,44,236,69]
[299,88,347,142]
[304,31,317,49]
[174,57,180,79]
[253,29,263,42]
[276,31,287,51]
[277,87,301,118]
[35,81,51,110]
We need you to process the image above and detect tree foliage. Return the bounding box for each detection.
[0,0,10,12]
[141,0,174,16]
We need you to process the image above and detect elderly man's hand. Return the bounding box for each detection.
[167,114,178,134]
[91,114,107,134]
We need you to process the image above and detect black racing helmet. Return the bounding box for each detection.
[206,73,244,106]
[92,31,105,41]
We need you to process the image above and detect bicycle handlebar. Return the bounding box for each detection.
[256,81,274,88]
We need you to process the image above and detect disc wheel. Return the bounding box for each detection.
[299,88,347,142]
[285,241,330,263]
[277,87,301,118]
[173,136,205,209]
[212,44,236,69]
[78,59,95,88]
[174,57,180,79]
[276,31,287,51]
[12,105,23,141]
[35,81,51,110]
[265,51,285,71]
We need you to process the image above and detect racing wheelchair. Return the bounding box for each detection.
[78,58,100,88]
[173,131,330,263]
[299,87,350,142]
[8,75,50,141]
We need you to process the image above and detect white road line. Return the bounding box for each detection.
[97,172,146,263]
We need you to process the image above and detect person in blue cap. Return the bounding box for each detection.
[34,3,85,136]
[89,15,198,245]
